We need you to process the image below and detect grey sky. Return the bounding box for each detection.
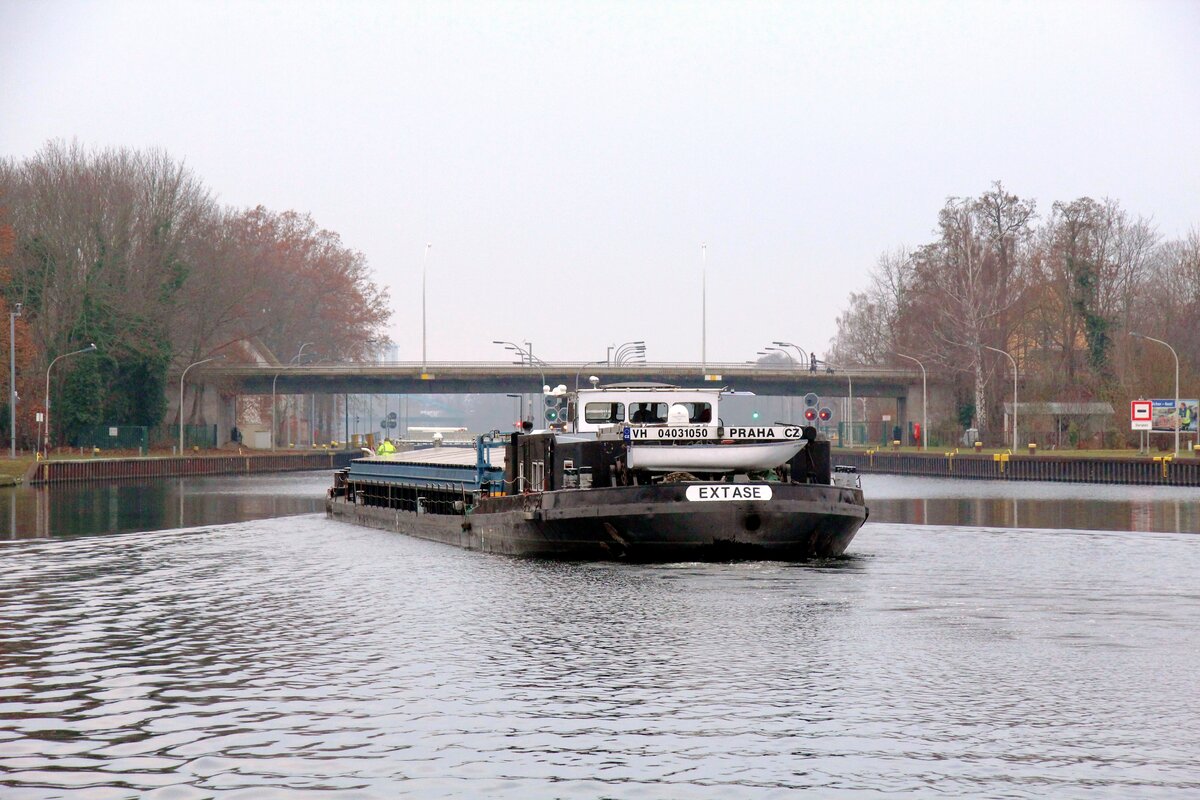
[3,0,1198,364]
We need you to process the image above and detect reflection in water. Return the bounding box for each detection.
[1,518,1199,797]
[0,471,331,538]
[863,474,1200,533]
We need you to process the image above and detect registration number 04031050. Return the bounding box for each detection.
[684,484,773,502]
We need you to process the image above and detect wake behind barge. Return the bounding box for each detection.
[327,385,867,561]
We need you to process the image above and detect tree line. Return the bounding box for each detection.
[829,182,1199,442]
[0,140,390,448]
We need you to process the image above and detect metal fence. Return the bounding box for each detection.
[73,425,149,451]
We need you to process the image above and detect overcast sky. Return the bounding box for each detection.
[2,0,1198,364]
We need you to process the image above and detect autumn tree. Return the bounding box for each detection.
[1,140,392,446]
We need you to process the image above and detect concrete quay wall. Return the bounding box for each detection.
[836,451,1200,487]
[28,451,356,485]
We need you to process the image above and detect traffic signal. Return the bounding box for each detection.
[804,408,817,422]
[804,393,819,409]
[545,408,559,422]
[818,407,832,422]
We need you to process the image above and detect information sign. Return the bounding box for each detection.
[1149,398,1199,433]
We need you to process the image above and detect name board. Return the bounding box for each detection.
[723,426,806,440]
[627,426,716,441]
[685,484,773,502]
[624,425,806,441]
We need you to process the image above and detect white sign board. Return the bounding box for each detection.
[1131,399,1152,431]
[625,425,806,441]
[685,484,773,502]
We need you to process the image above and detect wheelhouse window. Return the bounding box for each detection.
[683,402,712,423]
[584,402,625,424]
[629,402,668,424]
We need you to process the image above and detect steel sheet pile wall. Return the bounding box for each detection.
[837,452,1200,487]
[30,452,355,485]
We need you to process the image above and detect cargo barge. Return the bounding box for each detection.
[327,384,867,560]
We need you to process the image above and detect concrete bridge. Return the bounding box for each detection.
[182,361,944,448]
[211,360,928,401]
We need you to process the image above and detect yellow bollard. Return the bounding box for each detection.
[974,441,983,453]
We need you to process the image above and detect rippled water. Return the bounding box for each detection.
[3,504,1199,797]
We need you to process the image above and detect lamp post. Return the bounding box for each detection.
[494,340,547,395]
[421,242,432,368]
[575,360,608,392]
[43,343,97,457]
[506,393,522,425]
[1130,331,1180,457]
[179,354,226,454]
[983,345,1018,453]
[894,352,928,451]
[614,344,646,366]
[608,340,644,366]
[772,341,809,365]
[700,243,707,372]
[271,342,314,452]
[9,303,20,458]
[822,362,854,448]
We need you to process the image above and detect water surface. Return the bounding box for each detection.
[2,504,1198,797]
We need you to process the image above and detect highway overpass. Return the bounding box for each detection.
[209,360,927,399]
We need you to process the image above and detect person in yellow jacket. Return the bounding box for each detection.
[376,438,396,457]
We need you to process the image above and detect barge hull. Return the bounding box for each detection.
[327,483,865,561]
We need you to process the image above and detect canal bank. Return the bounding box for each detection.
[18,450,356,485]
[836,449,1200,486]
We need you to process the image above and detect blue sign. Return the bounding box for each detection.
[1151,398,1199,433]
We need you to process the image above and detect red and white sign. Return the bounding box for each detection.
[1131,400,1152,431]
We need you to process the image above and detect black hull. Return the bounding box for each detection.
[327,482,866,561]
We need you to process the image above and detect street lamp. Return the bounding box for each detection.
[421,242,432,368]
[9,302,20,458]
[1130,331,1180,457]
[894,352,928,451]
[772,341,809,365]
[575,360,608,392]
[983,345,1018,453]
[506,393,522,425]
[607,340,644,366]
[271,342,315,452]
[700,243,707,371]
[615,344,646,366]
[822,362,854,448]
[43,343,97,458]
[494,340,547,399]
[179,354,226,454]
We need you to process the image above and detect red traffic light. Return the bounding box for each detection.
[804,408,817,421]
[818,407,832,421]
